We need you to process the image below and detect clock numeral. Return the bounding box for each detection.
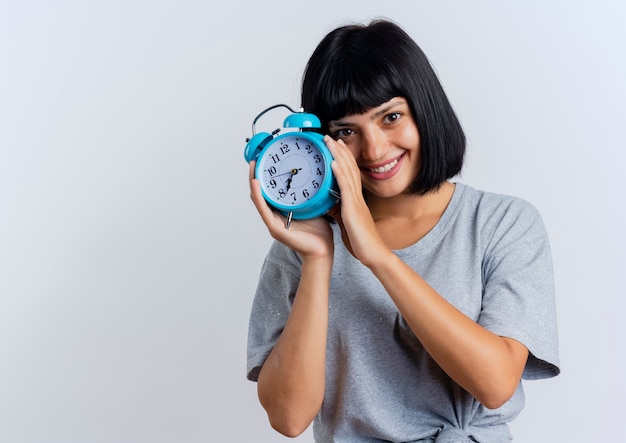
[261,137,325,206]
[294,142,314,154]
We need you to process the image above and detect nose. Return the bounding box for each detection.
[359,126,387,162]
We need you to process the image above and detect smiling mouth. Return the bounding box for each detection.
[366,154,404,173]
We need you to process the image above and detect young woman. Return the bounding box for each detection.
[246,19,559,442]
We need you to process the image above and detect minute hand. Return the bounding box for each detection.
[284,168,300,191]
[274,167,302,178]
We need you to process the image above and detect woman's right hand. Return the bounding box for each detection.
[249,161,334,259]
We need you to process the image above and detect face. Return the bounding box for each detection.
[328,97,421,199]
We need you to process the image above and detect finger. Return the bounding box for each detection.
[331,160,362,204]
[248,161,256,198]
[248,163,271,214]
[248,160,257,187]
[249,169,290,233]
[250,178,271,218]
[324,138,355,182]
[325,136,351,165]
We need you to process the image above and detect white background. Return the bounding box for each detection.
[1,1,624,442]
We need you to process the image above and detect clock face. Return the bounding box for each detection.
[257,134,327,207]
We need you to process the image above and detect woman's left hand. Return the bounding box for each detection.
[324,136,388,267]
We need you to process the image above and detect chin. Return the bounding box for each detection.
[364,184,409,200]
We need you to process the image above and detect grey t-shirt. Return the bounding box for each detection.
[247,183,560,442]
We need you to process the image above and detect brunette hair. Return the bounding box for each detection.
[301,19,465,195]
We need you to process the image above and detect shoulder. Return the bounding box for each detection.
[453,183,550,260]
[458,183,541,219]
[261,240,303,277]
[456,183,545,234]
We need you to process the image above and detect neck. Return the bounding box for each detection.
[365,181,456,222]
[364,181,456,250]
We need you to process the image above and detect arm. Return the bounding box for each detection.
[325,137,528,409]
[369,251,528,409]
[257,255,331,436]
[249,163,333,436]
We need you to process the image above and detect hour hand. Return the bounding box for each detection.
[284,168,300,191]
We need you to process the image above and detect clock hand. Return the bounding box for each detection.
[284,168,300,192]
[275,168,302,178]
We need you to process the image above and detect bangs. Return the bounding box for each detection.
[310,52,401,124]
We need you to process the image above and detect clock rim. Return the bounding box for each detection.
[255,132,337,219]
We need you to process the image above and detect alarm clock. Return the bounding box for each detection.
[244,104,340,226]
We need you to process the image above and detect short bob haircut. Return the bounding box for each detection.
[301,19,466,195]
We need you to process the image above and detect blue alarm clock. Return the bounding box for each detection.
[244,104,340,226]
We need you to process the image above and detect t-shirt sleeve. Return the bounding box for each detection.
[478,198,560,380]
[246,241,302,382]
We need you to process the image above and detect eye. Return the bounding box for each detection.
[332,127,355,139]
[383,112,402,124]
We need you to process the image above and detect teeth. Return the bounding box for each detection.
[370,158,399,173]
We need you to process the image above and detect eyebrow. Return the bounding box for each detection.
[329,100,406,127]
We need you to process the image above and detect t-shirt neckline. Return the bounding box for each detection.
[393,182,466,256]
